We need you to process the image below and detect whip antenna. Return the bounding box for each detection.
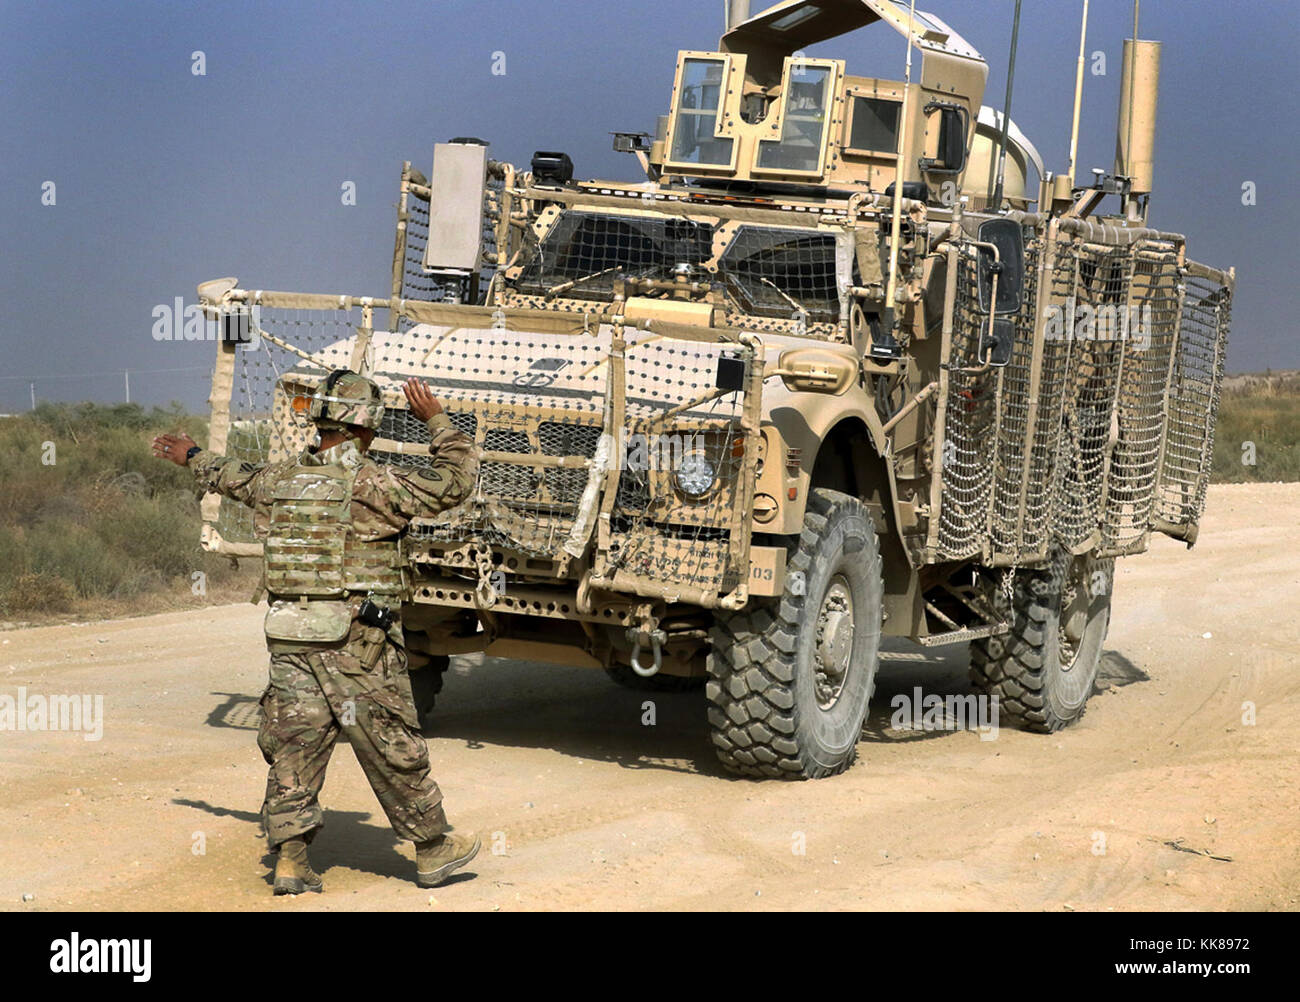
[991,0,1023,212]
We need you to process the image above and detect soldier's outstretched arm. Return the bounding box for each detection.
[152,431,275,512]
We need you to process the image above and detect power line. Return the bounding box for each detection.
[0,365,210,382]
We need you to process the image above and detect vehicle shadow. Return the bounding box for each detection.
[200,640,1152,778]
[206,692,261,731]
[860,640,976,744]
[425,657,726,778]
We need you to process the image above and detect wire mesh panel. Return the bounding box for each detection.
[212,307,359,545]
[1156,268,1231,528]
[935,251,1000,561]
[352,320,756,602]
[610,337,756,597]
[370,323,610,557]
[513,212,714,301]
[1100,248,1182,549]
[985,240,1048,557]
[1048,243,1131,549]
[934,225,1230,566]
[718,225,842,323]
[397,184,443,313]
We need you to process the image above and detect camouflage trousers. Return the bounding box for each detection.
[256,629,449,849]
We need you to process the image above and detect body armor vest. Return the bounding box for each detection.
[263,460,406,600]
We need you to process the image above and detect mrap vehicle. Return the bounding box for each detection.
[197,0,1232,778]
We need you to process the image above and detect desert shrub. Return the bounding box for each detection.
[0,403,252,616]
[1211,376,1300,483]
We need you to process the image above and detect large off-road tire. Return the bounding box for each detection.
[970,547,1114,732]
[707,489,883,779]
[409,654,450,731]
[604,663,706,692]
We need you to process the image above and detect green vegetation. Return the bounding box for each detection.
[0,402,253,620]
[1211,373,1300,483]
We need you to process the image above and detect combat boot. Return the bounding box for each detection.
[273,837,324,895]
[415,831,481,888]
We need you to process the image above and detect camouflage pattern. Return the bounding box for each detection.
[309,370,385,431]
[258,624,446,847]
[190,412,477,554]
[189,411,477,847]
[262,459,407,606]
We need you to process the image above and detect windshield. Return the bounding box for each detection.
[755,63,834,174]
[510,211,845,325]
[669,57,735,167]
[513,212,713,298]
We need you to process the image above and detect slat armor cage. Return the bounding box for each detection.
[931,216,1231,565]
[202,202,763,610]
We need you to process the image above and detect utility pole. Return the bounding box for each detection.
[125,369,130,404]
[30,382,36,411]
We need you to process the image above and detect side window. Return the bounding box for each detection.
[920,102,969,174]
[755,62,835,175]
[845,96,901,155]
[668,57,735,168]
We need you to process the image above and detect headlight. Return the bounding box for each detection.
[674,452,717,499]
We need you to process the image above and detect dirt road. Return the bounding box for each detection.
[2,483,1297,911]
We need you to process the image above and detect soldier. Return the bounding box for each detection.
[152,370,481,895]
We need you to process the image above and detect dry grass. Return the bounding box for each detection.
[1212,372,1300,483]
[0,402,256,624]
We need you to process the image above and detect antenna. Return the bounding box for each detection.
[991,0,1023,212]
[880,0,918,356]
[725,0,750,33]
[1066,0,1090,187]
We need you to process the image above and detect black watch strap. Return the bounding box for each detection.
[185,445,202,462]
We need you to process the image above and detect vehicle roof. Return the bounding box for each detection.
[721,0,982,62]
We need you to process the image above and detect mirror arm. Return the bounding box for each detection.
[969,239,1002,365]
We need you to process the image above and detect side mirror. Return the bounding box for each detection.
[978,318,1015,367]
[976,217,1026,316]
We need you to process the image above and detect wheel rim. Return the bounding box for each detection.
[1059,559,1092,671]
[814,575,855,710]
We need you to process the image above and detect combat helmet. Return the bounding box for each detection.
[309,369,384,431]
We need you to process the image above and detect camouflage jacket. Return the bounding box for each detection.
[189,413,478,542]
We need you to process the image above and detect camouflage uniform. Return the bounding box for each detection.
[189,388,477,850]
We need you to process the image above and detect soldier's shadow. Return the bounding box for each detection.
[205,692,355,746]
[172,798,418,882]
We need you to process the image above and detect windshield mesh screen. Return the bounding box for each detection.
[514,212,714,300]
[718,226,840,321]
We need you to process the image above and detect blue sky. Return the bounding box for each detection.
[1,0,1295,409]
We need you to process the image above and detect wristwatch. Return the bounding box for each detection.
[185,445,202,463]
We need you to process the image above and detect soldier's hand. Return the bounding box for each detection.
[404,377,444,422]
[151,431,199,466]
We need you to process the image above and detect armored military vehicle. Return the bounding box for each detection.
[197,0,1232,778]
